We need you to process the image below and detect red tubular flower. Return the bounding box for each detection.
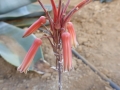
[75,0,90,10]
[67,22,78,48]
[61,32,72,71]
[50,0,58,23]
[17,38,42,73]
[63,0,91,25]
[23,16,46,37]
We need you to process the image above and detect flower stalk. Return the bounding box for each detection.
[17,0,91,90]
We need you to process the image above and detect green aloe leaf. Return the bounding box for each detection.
[7,18,49,27]
[0,4,52,20]
[0,0,37,14]
[0,22,44,71]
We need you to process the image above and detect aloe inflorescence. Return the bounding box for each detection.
[17,0,91,90]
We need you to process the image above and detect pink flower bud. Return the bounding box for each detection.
[23,16,46,37]
[17,38,42,73]
[67,22,78,48]
[61,32,72,71]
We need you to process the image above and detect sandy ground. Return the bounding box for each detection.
[0,0,120,90]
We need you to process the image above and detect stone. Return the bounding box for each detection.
[105,86,113,90]
[72,59,77,68]
[2,88,8,90]
[85,53,91,58]
[77,46,83,53]
[78,37,88,45]
[0,79,4,83]
[33,85,38,90]
[41,73,51,80]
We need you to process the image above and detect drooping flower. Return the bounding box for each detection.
[67,22,78,48]
[17,38,42,73]
[61,32,72,71]
[23,16,46,37]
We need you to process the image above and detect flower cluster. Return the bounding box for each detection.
[17,0,91,73]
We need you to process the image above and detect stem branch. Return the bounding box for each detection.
[58,60,62,90]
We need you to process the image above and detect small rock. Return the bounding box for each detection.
[78,37,88,45]
[2,88,8,90]
[96,30,101,34]
[46,79,50,83]
[105,86,113,90]
[33,85,38,90]
[79,75,83,78]
[41,73,51,79]
[23,79,26,82]
[95,5,101,11]
[116,29,120,32]
[29,73,34,78]
[50,76,55,81]
[63,76,68,80]
[17,84,22,87]
[85,53,91,58]
[83,42,93,47]
[100,68,109,75]
[76,59,82,64]
[101,38,105,41]
[117,37,120,41]
[46,77,50,80]
[65,85,69,88]
[52,71,58,76]
[0,79,4,83]
[36,30,40,33]
[101,31,106,35]
[68,81,71,84]
[75,68,79,71]
[89,19,94,23]
[26,83,29,87]
[77,46,83,53]
[72,59,77,68]
[68,76,74,80]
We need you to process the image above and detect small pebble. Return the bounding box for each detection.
[77,46,83,53]
[41,73,51,79]
[33,85,38,90]
[36,30,40,33]
[85,53,91,58]
[0,79,4,83]
[2,88,8,90]
[116,29,120,32]
[105,86,113,90]
[78,37,88,45]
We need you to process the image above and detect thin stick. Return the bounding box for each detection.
[72,49,120,90]
[58,61,62,90]
[38,0,47,14]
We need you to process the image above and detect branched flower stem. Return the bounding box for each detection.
[18,1,92,90]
